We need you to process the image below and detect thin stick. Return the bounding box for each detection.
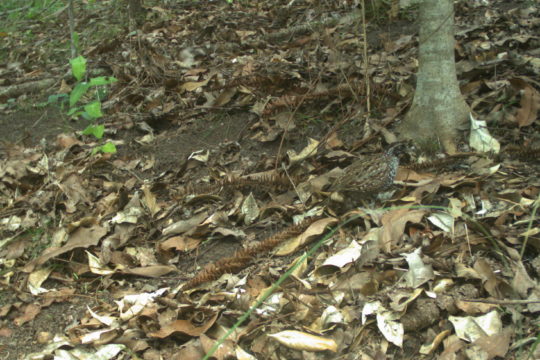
[462,299,540,305]
[360,0,371,138]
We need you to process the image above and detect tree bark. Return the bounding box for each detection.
[68,0,76,58]
[398,0,469,153]
[126,0,145,30]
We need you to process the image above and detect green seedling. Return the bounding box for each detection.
[64,55,117,154]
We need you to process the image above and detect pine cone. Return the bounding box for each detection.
[328,142,407,198]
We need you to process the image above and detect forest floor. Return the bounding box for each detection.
[1,0,540,359]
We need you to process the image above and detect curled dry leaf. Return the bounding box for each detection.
[268,330,337,352]
[380,209,425,253]
[162,211,208,236]
[509,77,540,127]
[275,217,338,256]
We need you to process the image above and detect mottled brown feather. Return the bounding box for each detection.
[328,142,407,198]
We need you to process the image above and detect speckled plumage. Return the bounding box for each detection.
[329,142,407,198]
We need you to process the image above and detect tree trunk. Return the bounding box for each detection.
[398,0,469,153]
[126,0,145,30]
[68,0,76,58]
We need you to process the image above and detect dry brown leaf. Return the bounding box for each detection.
[200,334,236,360]
[23,224,107,272]
[275,217,337,256]
[80,328,121,345]
[14,304,41,326]
[456,300,498,315]
[149,312,218,338]
[57,173,91,213]
[181,71,217,91]
[509,77,540,127]
[380,209,425,253]
[473,329,511,359]
[41,288,76,306]
[162,211,209,236]
[121,265,177,278]
[396,168,434,182]
[268,330,337,352]
[473,259,507,298]
[159,236,201,252]
[170,339,206,360]
[56,134,82,149]
[142,184,160,217]
[4,238,26,260]
[212,88,237,107]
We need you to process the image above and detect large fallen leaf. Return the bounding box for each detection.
[469,113,500,153]
[162,211,208,236]
[241,192,260,225]
[315,240,362,276]
[57,173,91,213]
[120,265,177,277]
[80,328,122,346]
[159,236,201,252]
[142,184,160,217]
[117,288,168,321]
[180,71,216,91]
[28,267,54,295]
[403,248,434,288]
[275,217,337,256]
[380,209,425,253]
[14,303,41,326]
[268,330,337,352]
[287,138,319,164]
[23,224,107,272]
[449,310,502,343]
[509,77,540,127]
[149,312,218,338]
[362,301,403,348]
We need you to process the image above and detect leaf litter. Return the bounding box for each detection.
[1,0,540,359]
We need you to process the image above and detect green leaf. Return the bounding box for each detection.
[84,101,103,119]
[70,55,87,81]
[67,106,82,116]
[81,111,92,121]
[82,124,105,139]
[89,76,117,86]
[70,82,90,107]
[47,93,68,104]
[100,142,117,153]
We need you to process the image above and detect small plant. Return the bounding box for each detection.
[25,225,51,260]
[0,0,64,20]
[67,55,118,154]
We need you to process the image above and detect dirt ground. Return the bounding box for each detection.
[1,0,540,359]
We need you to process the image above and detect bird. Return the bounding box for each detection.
[327,142,408,202]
